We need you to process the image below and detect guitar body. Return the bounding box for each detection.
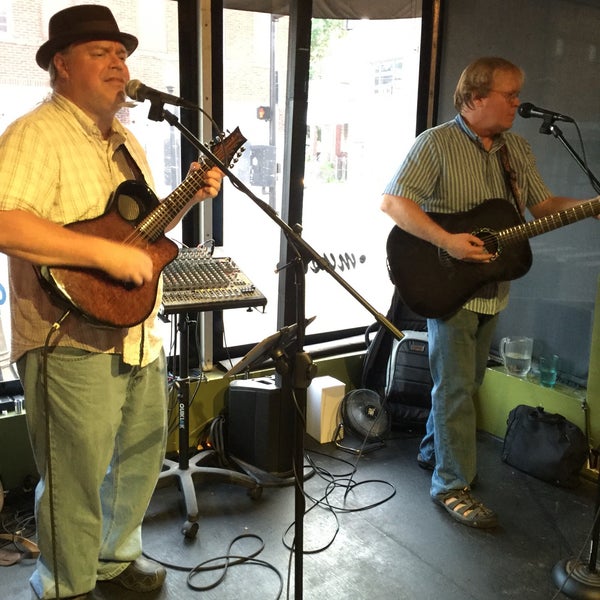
[40,180,179,328]
[37,128,246,328]
[386,198,533,319]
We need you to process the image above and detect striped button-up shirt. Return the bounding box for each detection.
[384,114,551,315]
[0,93,164,366]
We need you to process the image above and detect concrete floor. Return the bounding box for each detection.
[1,430,597,599]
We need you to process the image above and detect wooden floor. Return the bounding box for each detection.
[1,430,598,599]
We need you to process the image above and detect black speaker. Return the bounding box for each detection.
[227,377,293,475]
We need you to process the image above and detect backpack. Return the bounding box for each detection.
[361,288,431,427]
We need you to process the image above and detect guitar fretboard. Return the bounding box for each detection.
[501,195,600,244]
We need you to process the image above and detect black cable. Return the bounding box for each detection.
[41,309,71,600]
[144,533,283,598]
[281,448,396,555]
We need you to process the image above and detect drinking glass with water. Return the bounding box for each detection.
[499,337,533,377]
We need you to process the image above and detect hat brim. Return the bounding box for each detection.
[36,32,138,71]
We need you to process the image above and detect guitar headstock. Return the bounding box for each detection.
[207,127,246,169]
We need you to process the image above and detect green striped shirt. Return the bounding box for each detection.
[384,115,551,315]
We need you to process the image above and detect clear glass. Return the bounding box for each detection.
[0,3,423,369]
[221,12,422,349]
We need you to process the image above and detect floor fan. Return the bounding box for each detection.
[335,389,390,454]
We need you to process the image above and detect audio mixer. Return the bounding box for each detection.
[161,248,267,313]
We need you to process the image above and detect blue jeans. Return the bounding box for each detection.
[419,309,498,498]
[18,347,168,599]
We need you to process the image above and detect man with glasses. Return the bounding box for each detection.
[380,56,590,528]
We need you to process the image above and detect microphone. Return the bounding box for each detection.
[518,102,574,123]
[125,79,198,110]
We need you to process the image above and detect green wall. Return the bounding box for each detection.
[2,291,598,493]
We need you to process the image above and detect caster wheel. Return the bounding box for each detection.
[182,520,199,539]
[248,486,263,500]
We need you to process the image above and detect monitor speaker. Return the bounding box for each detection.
[227,377,294,476]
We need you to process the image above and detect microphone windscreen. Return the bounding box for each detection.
[125,79,142,100]
[517,102,534,118]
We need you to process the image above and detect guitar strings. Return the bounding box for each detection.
[121,135,238,248]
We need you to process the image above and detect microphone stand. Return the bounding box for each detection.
[146,99,404,599]
[539,117,600,194]
[552,465,600,600]
[538,114,600,598]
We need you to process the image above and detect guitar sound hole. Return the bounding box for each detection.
[476,228,500,259]
[437,228,501,266]
[117,194,142,222]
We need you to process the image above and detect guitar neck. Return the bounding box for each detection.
[136,127,245,242]
[136,165,211,242]
[503,195,600,243]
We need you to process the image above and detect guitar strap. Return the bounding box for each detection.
[118,144,147,183]
[117,143,147,363]
[499,144,526,222]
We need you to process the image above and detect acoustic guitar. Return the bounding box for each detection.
[38,128,246,328]
[386,196,600,319]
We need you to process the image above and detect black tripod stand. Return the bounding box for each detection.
[223,318,317,488]
[144,100,403,596]
[552,466,600,599]
[158,311,261,540]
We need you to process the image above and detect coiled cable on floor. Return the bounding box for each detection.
[144,533,283,599]
[186,533,283,595]
[281,449,396,555]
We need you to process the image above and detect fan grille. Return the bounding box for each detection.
[342,389,390,439]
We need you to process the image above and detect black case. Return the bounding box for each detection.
[384,330,432,427]
[502,404,588,488]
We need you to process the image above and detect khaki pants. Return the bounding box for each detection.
[19,347,168,599]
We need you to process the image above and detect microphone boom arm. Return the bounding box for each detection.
[149,104,404,341]
[541,121,600,194]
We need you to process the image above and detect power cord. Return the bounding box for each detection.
[143,533,284,598]
[281,448,396,556]
[0,493,37,566]
[41,309,71,600]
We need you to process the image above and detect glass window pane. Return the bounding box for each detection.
[221,12,422,350]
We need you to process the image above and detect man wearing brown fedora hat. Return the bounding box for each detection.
[0,5,223,599]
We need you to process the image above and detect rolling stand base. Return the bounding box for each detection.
[158,449,262,539]
[553,558,600,600]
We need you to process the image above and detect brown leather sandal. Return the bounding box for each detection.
[433,487,498,529]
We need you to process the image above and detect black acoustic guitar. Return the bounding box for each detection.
[386,196,600,319]
[38,128,245,328]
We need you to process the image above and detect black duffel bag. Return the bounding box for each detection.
[502,404,589,488]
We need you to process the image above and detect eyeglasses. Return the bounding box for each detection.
[490,89,520,102]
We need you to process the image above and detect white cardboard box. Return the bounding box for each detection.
[306,375,346,443]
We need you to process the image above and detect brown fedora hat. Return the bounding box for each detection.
[36,4,138,71]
